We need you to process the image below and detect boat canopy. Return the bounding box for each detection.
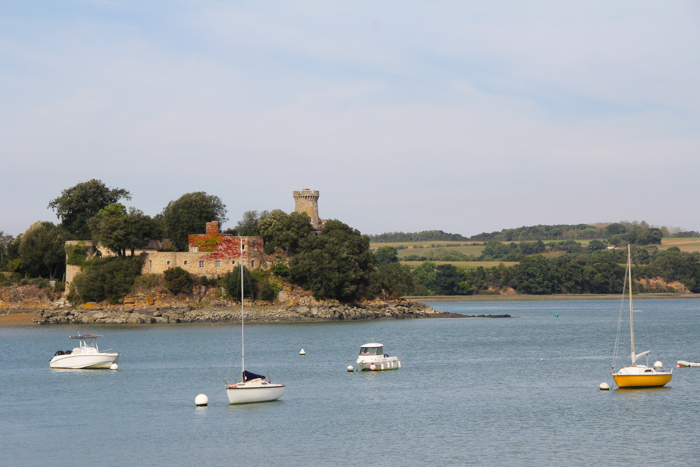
[242,370,266,381]
[70,334,103,339]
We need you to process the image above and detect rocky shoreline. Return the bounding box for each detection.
[32,300,492,325]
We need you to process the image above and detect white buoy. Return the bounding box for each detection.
[300,349,306,356]
[599,382,610,391]
[654,361,663,369]
[347,365,354,372]
[110,363,118,370]
[195,394,208,406]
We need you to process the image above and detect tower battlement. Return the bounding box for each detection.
[293,188,321,231]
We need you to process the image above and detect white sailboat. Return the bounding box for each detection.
[224,238,285,404]
[611,244,672,389]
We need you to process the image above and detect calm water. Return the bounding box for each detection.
[2,299,700,466]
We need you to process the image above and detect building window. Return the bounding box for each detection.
[232,260,236,266]
[241,244,245,250]
[193,246,198,252]
[215,260,221,268]
[184,261,188,265]
[251,260,255,268]
[167,260,171,266]
[199,261,204,268]
[149,260,152,269]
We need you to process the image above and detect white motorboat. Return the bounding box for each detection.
[677,361,700,367]
[50,334,119,369]
[224,238,284,404]
[356,342,401,371]
[611,245,672,388]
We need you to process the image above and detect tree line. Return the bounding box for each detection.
[373,245,700,296]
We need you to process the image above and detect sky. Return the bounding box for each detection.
[1,1,699,238]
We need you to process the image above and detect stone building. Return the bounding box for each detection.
[65,189,323,288]
[293,188,322,232]
[65,221,265,288]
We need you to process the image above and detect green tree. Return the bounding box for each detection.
[18,222,69,279]
[163,267,194,295]
[412,261,437,294]
[374,246,399,266]
[221,266,257,301]
[368,262,415,298]
[68,256,144,304]
[160,192,228,251]
[48,179,131,239]
[232,210,269,236]
[587,239,606,252]
[0,231,13,271]
[89,205,160,256]
[289,220,374,302]
[511,255,560,294]
[258,209,313,253]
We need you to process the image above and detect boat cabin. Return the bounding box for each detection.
[359,343,384,356]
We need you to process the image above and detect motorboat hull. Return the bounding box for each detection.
[50,353,119,369]
[357,356,401,371]
[613,366,672,388]
[226,380,285,404]
[677,361,700,367]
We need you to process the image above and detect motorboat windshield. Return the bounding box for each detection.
[359,345,383,356]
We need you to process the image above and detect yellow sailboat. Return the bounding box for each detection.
[612,244,672,389]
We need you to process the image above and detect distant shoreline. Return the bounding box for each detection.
[412,293,700,302]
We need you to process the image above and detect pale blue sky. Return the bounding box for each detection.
[2,1,699,237]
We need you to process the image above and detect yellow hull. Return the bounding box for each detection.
[613,373,672,388]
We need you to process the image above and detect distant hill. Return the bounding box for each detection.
[368,230,469,242]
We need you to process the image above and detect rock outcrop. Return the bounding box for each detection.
[34,300,448,325]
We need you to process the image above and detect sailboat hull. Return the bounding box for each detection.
[226,380,285,404]
[613,367,672,388]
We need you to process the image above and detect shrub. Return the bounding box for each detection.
[69,256,144,304]
[259,281,277,301]
[164,267,194,295]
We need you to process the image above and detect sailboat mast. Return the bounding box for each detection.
[241,237,245,376]
[628,244,636,366]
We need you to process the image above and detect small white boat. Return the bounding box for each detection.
[356,342,401,371]
[224,238,284,404]
[50,334,120,369]
[677,361,700,367]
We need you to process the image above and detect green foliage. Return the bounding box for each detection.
[18,222,69,279]
[259,281,277,301]
[221,266,257,301]
[65,242,90,266]
[0,231,13,271]
[290,220,374,302]
[270,261,291,280]
[163,267,194,295]
[373,246,399,266]
[367,262,415,298]
[69,256,144,305]
[234,210,269,236]
[48,179,131,239]
[160,192,228,251]
[369,230,468,242]
[258,209,313,253]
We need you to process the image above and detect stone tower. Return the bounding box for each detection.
[293,188,321,231]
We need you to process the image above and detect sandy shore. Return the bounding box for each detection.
[0,312,38,326]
